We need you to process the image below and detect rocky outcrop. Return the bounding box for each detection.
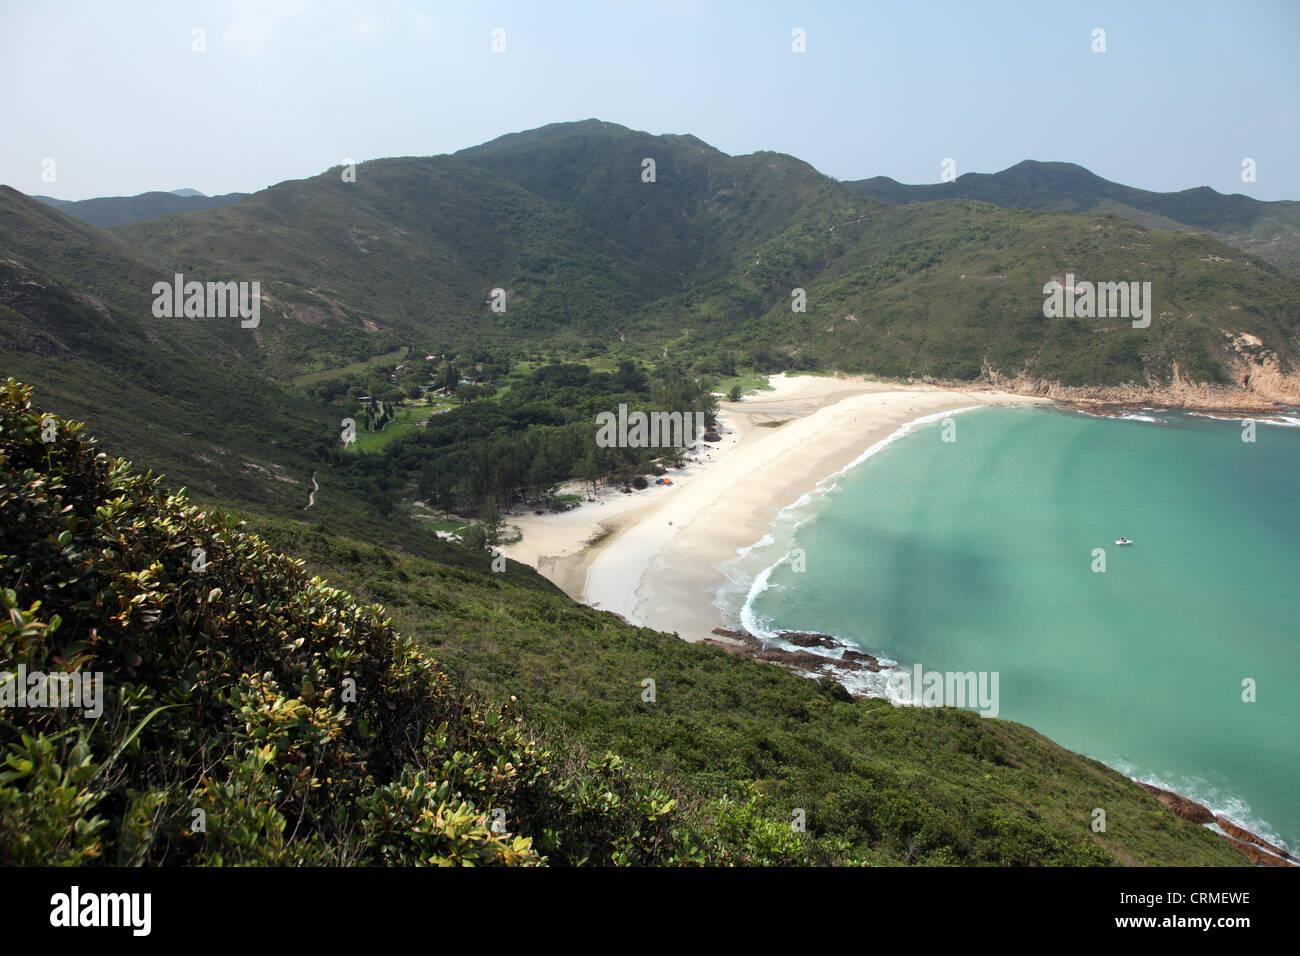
[779,631,838,649]
[1137,782,1215,824]
[842,648,884,669]
[1137,782,1298,866]
[1004,378,1293,413]
[1224,837,1294,867]
[982,338,1300,412]
[1215,815,1299,866]
[705,627,888,680]
[1220,330,1300,405]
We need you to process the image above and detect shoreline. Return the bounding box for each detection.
[501,375,1052,640]
[588,380,1052,641]
[502,378,1296,639]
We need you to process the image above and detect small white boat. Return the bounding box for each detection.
[1115,538,1134,546]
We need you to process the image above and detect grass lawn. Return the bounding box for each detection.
[713,370,775,397]
[353,401,453,452]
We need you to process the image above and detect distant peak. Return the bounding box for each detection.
[169,188,207,197]
[458,119,724,157]
[999,159,1105,180]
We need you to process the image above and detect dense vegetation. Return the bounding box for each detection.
[0,380,771,865]
[0,384,1249,865]
[348,360,717,515]
[848,159,1300,276]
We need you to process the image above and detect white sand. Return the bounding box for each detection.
[500,375,1051,641]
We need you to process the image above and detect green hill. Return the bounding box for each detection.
[718,199,1300,389]
[36,124,1300,398]
[0,383,1249,865]
[456,119,860,284]
[848,160,1300,277]
[32,190,250,228]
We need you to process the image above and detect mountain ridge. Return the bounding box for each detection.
[847,158,1300,275]
[31,189,250,228]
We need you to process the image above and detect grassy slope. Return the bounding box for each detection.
[0,252,330,513]
[250,515,1246,866]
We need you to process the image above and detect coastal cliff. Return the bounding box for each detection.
[1138,783,1298,867]
[982,334,1300,412]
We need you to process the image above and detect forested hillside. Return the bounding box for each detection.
[848,159,1300,277]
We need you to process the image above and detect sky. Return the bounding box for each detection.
[1,0,1297,201]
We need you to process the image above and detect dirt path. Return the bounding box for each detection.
[305,470,319,508]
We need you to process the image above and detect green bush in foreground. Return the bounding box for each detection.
[0,379,745,866]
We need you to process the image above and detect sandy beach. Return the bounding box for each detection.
[501,375,1052,641]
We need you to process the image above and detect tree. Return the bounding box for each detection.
[459,524,487,553]
[527,454,553,505]
[727,384,744,403]
[614,359,647,392]
[580,451,600,500]
[700,390,721,428]
[417,461,437,503]
[479,497,503,548]
[750,344,781,371]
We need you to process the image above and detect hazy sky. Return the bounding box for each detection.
[2,0,1297,201]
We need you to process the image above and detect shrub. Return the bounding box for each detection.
[0,380,709,866]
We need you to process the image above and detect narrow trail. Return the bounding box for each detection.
[829,213,870,233]
[305,470,319,508]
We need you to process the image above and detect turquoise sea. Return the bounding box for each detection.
[722,405,1300,851]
